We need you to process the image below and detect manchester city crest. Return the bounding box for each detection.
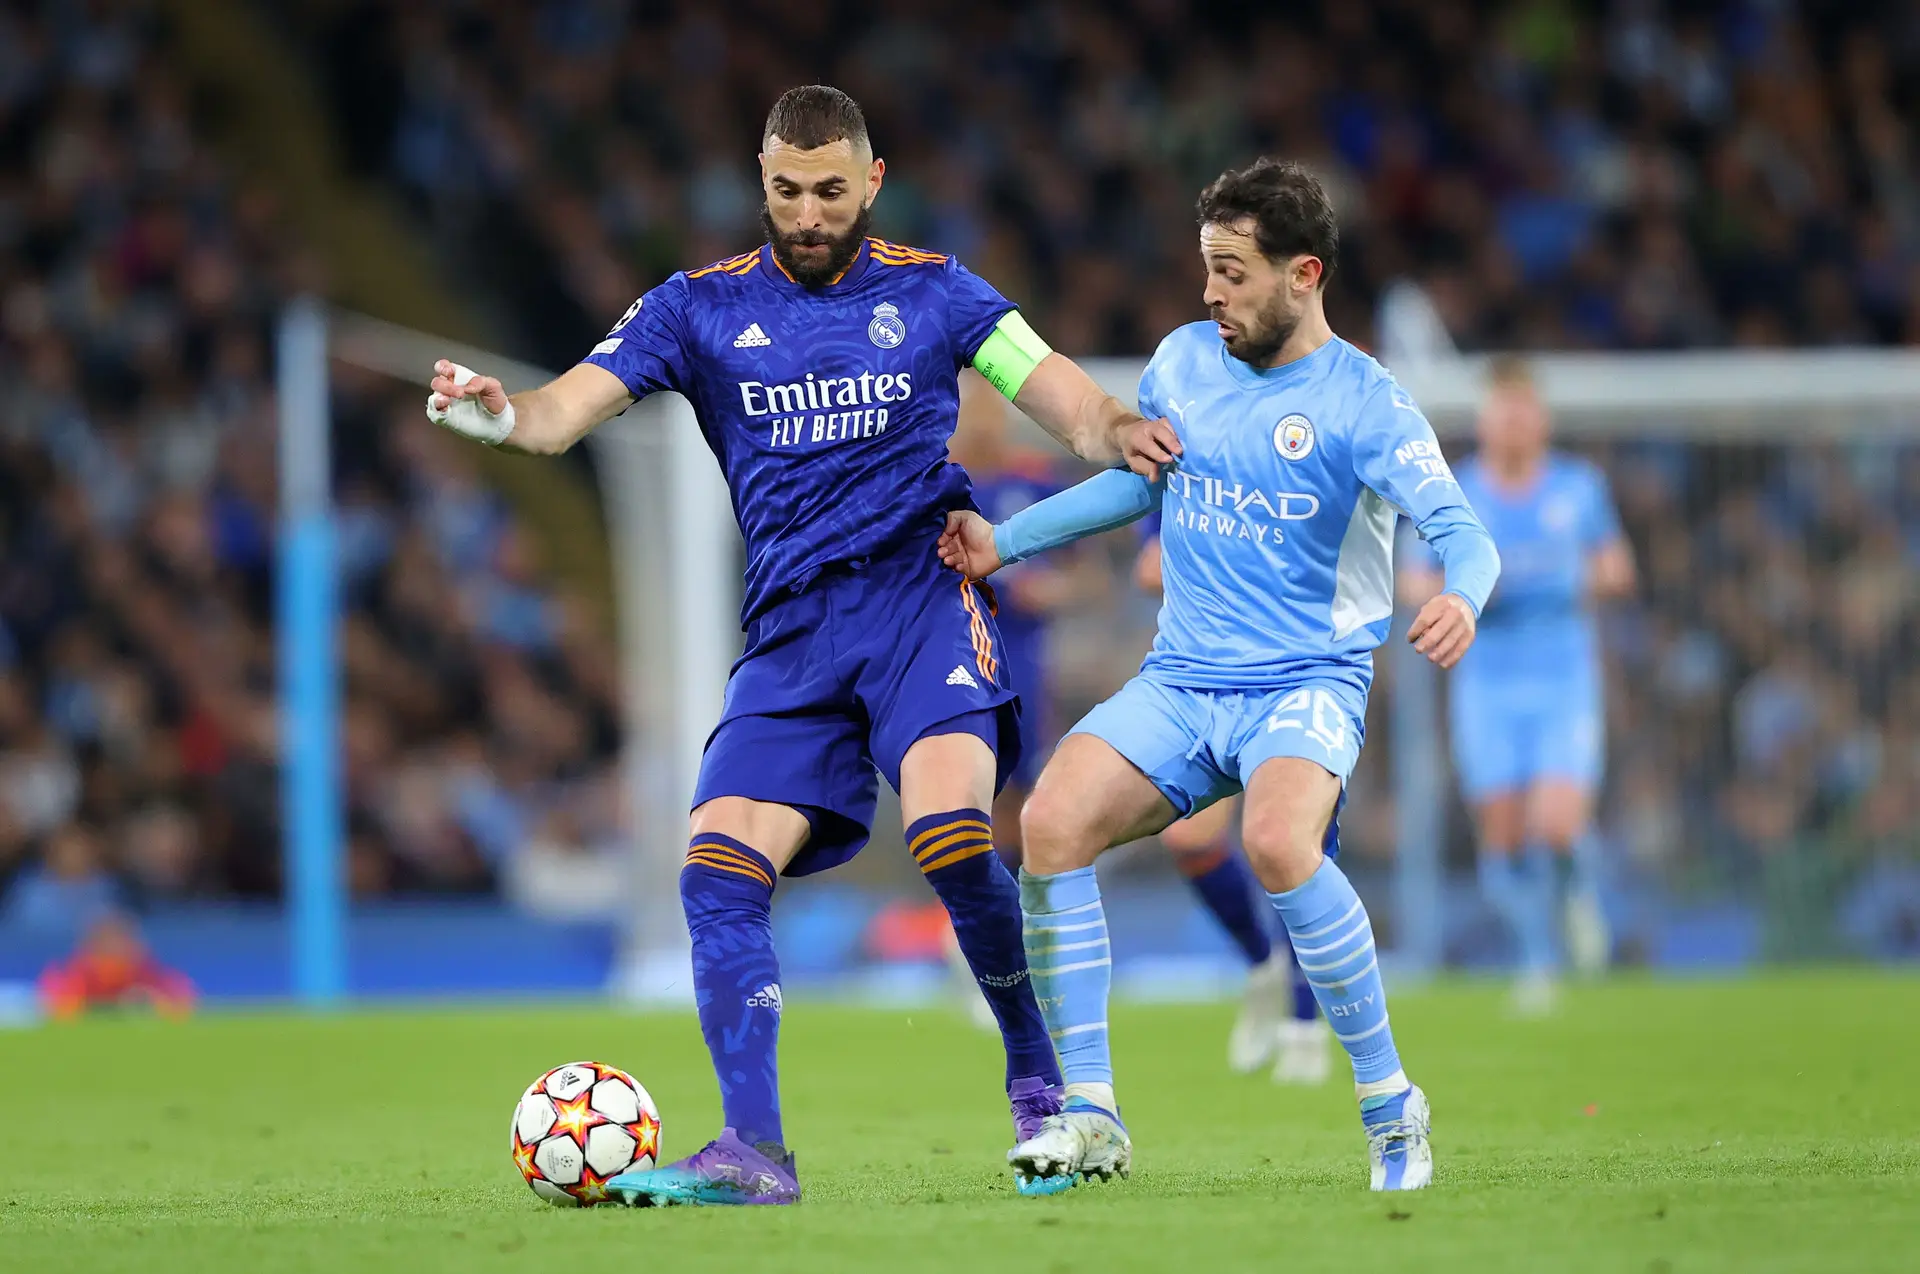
[868,301,906,349]
[1274,413,1315,461]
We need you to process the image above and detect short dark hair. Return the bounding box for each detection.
[763,85,869,152]
[1195,158,1338,284]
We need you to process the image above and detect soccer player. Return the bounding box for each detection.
[1132,519,1328,1083]
[1400,357,1635,1014]
[937,159,1500,1192]
[425,86,1156,1206]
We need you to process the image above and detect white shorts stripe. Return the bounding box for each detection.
[1031,958,1112,977]
[1289,899,1363,941]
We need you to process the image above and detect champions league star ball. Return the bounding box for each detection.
[511,1061,662,1206]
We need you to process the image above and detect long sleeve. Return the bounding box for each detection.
[993,468,1162,565]
[1417,504,1500,616]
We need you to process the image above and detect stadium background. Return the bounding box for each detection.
[1,0,1917,1006]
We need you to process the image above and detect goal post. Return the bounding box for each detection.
[311,310,738,1001]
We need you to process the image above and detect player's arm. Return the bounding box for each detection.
[1352,384,1500,668]
[428,279,689,455]
[967,308,1179,475]
[427,361,633,456]
[1588,540,1635,598]
[937,468,1162,580]
[1582,468,1637,599]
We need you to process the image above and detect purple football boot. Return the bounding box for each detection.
[1008,1076,1075,1197]
[605,1128,801,1207]
[1009,1075,1063,1142]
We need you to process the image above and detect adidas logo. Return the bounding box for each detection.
[733,322,772,348]
[745,983,783,1013]
[947,664,979,689]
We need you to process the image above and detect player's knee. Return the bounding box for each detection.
[1239,822,1321,893]
[1019,784,1100,874]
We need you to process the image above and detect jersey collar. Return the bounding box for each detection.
[761,238,873,291]
[1217,332,1341,390]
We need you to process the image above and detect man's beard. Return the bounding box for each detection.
[763,201,873,287]
[1216,290,1298,366]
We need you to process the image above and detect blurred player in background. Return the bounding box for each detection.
[1402,357,1635,1014]
[1133,516,1328,1083]
[941,159,1500,1192]
[426,85,1157,1206]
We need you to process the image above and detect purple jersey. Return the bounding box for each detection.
[584,238,1016,624]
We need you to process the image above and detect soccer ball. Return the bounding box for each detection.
[511,1061,662,1206]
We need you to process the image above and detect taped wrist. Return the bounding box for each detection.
[424,363,516,446]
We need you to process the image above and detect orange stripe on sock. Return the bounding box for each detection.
[909,818,993,853]
[921,840,996,873]
[685,856,774,889]
[912,827,994,862]
[684,845,774,888]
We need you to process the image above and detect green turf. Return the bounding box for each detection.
[4,973,1916,1273]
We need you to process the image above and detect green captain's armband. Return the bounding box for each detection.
[971,311,1052,401]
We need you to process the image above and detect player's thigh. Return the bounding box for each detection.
[689,797,812,873]
[1525,694,1602,847]
[1231,682,1364,892]
[1161,793,1237,856]
[1023,733,1182,873]
[898,728,997,825]
[862,566,1024,798]
[1448,675,1527,815]
[696,709,878,877]
[1526,778,1595,850]
[992,782,1029,851]
[1471,792,1528,855]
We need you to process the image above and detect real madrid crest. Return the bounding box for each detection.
[1274,413,1315,461]
[868,301,906,349]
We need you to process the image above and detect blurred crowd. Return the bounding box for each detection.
[2,0,1915,953]
[0,0,622,939]
[1595,439,1920,933]
[291,0,1920,368]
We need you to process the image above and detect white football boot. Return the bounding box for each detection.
[1565,889,1611,978]
[1227,955,1290,1073]
[1008,1107,1131,1193]
[1363,1084,1433,1191]
[1271,1018,1333,1085]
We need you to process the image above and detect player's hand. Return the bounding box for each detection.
[937,510,1002,580]
[1120,416,1181,481]
[1408,592,1477,669]
[426,359,516,445]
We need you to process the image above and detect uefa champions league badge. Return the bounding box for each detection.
[1274,414,1315,461]
[868,301,906,349]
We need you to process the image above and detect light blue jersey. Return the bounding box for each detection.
[994,323,1498,817]
[1446,453,1623,799]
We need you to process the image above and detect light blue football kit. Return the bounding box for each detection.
[995,326,1497,817]
[1444,454,1623,800]
[992,323,1497,1190]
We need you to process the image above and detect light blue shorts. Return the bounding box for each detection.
[1069,675,1367,854]
[1448,670,1603,802]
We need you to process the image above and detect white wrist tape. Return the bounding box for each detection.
[425,363,516,446]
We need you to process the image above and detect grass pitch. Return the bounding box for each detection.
[5,973,1916,1273]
